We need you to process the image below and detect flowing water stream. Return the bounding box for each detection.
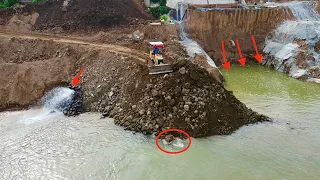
[1,66,320,180]
[264,1,320,79]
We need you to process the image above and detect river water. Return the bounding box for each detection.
[1,66,319,180]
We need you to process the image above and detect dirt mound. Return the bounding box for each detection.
[0,32,268,138]
[19,0,152,31]
[105,60,269,138]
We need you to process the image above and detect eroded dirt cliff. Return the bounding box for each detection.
[0,2,269,138]
[185,8,295,65]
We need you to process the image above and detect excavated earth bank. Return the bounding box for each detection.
[0,0,152,31]
[0,34,269,137]
[0,0,269,138]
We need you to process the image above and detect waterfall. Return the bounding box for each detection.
[264,1,320,80]
[283,1,320,21]
[178,21,217,68]
[41,87,75,111]
[20,87,75,124]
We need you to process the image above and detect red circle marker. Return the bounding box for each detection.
[155,128,192,155]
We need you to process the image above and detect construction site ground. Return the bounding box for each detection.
[0,1,268,138]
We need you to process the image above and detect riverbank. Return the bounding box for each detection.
[0,30,267,138]
[1,65,320,179]
[0,0,270,138]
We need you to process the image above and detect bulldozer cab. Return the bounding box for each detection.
[148,42,173,75]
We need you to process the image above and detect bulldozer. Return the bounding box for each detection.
[148,42,173,75]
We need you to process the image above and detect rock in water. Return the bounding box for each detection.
[63,86,84,117]
[165,134,175,144]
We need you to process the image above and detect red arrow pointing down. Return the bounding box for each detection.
[221,41,230,70]
[236,39,246,67]
[72,68,85,87]
[251,35,263,63]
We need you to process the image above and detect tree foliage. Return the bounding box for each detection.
[0,0,43,9]
[148,0,170,18]
[0,0,19,8]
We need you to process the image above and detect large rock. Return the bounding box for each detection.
[291,69,310,80]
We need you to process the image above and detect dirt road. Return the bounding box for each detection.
[0,32,149,63]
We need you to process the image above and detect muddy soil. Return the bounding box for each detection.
[0,0,153,32]
[0,2,269,138]
[0,32,268,137]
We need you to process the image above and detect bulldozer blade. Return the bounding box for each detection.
[149,64,173,75]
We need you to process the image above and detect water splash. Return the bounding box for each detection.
[18,87,75,124]
[282,1,320,21]
[41,87,75,111]
[264,1,320,78]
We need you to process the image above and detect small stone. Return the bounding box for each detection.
[179,67,186,74]
[108,91,114,98]
[152,90,158,97]
[147,111,152,116]
[168,114,173,118]
[182,88,189,94]
[165,134,175,143]
[132,105,137,109]
[184,105,190,111]
[102,112,109,117]
[139,110,145,115]
[173,107,178,113]
[127,115,133,120]
[185,101,192,105]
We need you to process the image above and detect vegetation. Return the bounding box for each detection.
[160,14,168,22]
[0,0,43,9]
[0,0,19,8]
[148,0,170,18]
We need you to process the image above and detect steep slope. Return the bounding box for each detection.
[1,0,153,31]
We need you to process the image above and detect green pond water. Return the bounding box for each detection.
[0,65,319,180]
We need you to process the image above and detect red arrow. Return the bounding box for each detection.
[236,39,246,67]
[72,68,84,87]
[221,41,230,70]
[251,35,263,63]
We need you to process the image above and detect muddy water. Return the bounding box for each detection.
[1,66,320,179]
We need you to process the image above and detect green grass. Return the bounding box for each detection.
[0,0,44,9]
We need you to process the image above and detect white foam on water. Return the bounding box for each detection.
[18,87,74,124]
[172,138,185,148]
[21,108,63,124]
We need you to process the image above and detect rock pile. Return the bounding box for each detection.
[63,87,84,117]
[107,60,269,138]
